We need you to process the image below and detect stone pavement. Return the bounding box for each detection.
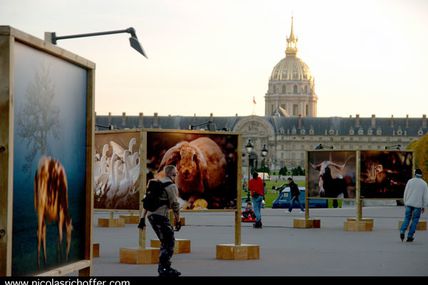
[92,206,428,277]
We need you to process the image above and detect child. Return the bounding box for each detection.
[242,202,256,222]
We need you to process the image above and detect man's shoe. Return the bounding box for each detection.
[400,233,404,242]
[158,266,181,277]
[406,237,414,242]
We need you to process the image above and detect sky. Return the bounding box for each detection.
[2,0,428,118]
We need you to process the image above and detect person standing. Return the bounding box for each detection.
[147,165,182,276]
[400,168,428,242]
[249,171,264,228]
[287,177,305,213]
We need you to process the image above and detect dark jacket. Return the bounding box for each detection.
[289,181,300,198]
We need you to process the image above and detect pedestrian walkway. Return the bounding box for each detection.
[92,206,428,276]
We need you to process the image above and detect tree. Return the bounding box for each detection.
[279,166,288,176]
[407,133,428,179]
[256,165,270,174]
[291,166,305,176]
[16,65,61,173]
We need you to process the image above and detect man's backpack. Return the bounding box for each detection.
[142,179,173,211]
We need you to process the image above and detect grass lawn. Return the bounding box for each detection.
[242,179,343,208]
[242,179,305,208]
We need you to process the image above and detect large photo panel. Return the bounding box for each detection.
[10,33,93,275]
[308,151,357,199]
[94,130,141,210]
[360,150,413,199]
[145,130,239,210]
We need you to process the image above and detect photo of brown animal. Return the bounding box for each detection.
[34,156,73,268]
[156,137,227,208]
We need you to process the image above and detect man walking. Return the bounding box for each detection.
[147,165,182,276]
[287,177,305,213]
[400,169,428,242]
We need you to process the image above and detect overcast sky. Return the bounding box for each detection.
[2,0,428,118]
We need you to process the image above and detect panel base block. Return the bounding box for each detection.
[398,220,426,231]
[150,238,191,254]
[216,244,260,260]
[119,247,160,264]
[97,218,125,227]
[93,243,100,257]
[293,218,321,228]
[119,215,140,224]
[344,218,374,231]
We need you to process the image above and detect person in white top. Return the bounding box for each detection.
[399,169,428,242]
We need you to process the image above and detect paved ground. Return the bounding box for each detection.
[92,206,428,277]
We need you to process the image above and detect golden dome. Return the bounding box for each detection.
[270,16,313,82]
[270,56,313,81]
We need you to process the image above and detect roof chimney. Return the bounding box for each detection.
[371,114,376,128]
[423,114,427,128]
[355,114,360,128]
[138,112,144,128]
[153,112,159,128]
[298,114,302,129]
[122,112,127,128]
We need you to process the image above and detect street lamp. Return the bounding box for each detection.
[261,144,268,185]
[45,27,148,58]
[245,139,254,201]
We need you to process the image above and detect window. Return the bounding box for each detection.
[282,85,286,93]
[293,85,298,93]
[293,104,298,116]
[306,105,309,116]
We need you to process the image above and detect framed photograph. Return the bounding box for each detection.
[0,26,94,276]
[307,151,357,200]
[360,150,413,199]
[94,130,141,210]
[144,130,239,210]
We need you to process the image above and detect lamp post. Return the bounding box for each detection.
[44,27,148,58]
[261,144,268,187]
[245,139,254,201]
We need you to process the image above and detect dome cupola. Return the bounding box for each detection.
[265,17,318,117]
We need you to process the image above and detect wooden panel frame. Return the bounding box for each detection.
[141,129,242,245]
[94,129,141,212]
[0,26,95,276]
